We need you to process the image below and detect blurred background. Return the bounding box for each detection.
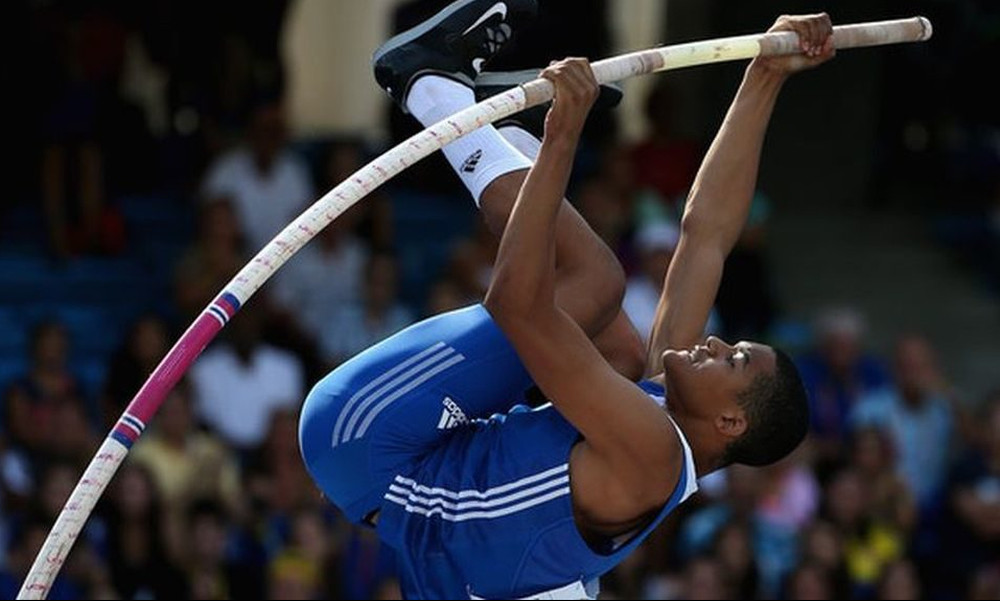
[2,0,999,599]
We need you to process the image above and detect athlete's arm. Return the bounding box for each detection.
[644,14,835,375]
[485,59,680,508]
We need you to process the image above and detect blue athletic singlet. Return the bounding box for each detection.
[299,305,698,599]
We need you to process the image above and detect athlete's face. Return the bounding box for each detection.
[661,337,777,430]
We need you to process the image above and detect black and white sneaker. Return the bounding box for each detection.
[372,0,537,112]
[474,68,624,138]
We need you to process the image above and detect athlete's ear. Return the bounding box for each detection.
[715,409,747,439]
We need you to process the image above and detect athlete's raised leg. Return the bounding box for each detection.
[377,20,644,375]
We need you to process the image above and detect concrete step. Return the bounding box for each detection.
[767,209,1000,402]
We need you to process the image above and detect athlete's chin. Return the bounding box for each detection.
[661,349,691,375]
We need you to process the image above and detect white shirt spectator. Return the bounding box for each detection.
[271,235,369,334]
[851,387,953,505]
[623,277,661,344]
[319,304,414,363]
[623,279,722,344]
[189,343,304,449]
[623,221,720,342]
[201,147,314,252]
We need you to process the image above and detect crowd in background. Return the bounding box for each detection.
[2,1,999,599]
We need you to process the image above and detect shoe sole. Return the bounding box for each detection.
[372,0,485,66]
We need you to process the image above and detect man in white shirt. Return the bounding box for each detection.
[624,221,719,343]
[201,98,314,252]
[190,305,304,450]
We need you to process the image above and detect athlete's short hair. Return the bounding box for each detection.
[721,348,808,467]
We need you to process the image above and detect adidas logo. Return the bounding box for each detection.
[436,396,469,430]
[461,149,483,173]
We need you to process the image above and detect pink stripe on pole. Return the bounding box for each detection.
[123,313,225,425]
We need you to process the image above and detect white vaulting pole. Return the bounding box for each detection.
[18,16,931,599]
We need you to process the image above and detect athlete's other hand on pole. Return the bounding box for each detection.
[540,58,599,141]
[754,13,836,76]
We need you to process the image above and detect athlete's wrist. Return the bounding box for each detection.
[746,59,790,85]
[541,118,585,152]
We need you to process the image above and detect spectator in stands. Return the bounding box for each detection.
[969,564,1000,601]
[99,461,188,599]
[36,461,78,524]
[45,393,99,470]
[848,426,917,533]
[131,379,242,551]
[182,498,264,599]
[4,321,85,457]
[267,549,322,600]
[852,334,957,512]
[823,467,905,597]
[101,314,170,429]
[623,221,678,344]
[286,507,341,596]
[682,555,732,600]
[785,561,835,600]
[271,137,400,342]
[424,275,475,317]
[877,559,922,600]
[753,457,820,595]
[36,5,142,259]
[174,196,247,323]
[337,528,398,601]
[265,506,347,599]
[629,79,701,211]
[756,451,821,533]
[245,409,318,549]
[572,150,634,257]
[712,519,760,599]
[321,139,395,252]
[189,303,304,452]
[715,192,778,340]
[270,201,369,338]
[676,465,762,562]
[939,390,1000,596]
[266,137,397,384]
[444,220,497,303]
[623,220,721,345]
[318,253,414,366]
[200,95,314,253]
[799,520,850,599]
[796,307,889,457]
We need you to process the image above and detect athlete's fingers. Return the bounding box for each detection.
[561,58,598,104]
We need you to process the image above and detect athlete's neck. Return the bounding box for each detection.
[668,411,724,478]
[645,373,724,478]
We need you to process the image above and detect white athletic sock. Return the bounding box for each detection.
[497,125,541,161]
[405,75,531,205]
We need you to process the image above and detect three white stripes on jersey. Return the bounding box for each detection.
[331,341,466,448]
[384,463,571,522]
[330,340,568,521]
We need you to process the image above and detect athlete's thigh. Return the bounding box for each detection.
[299,304,533,522]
